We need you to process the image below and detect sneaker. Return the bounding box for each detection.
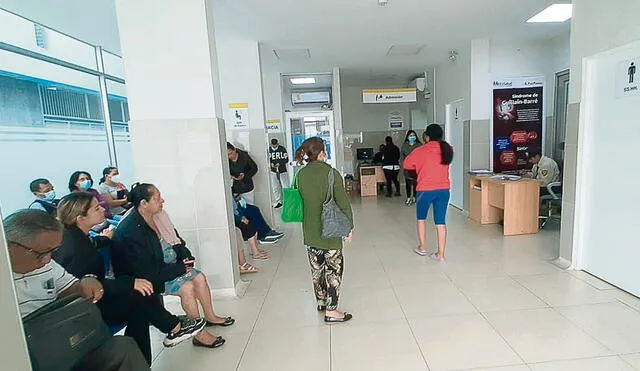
[259,238,278,245]
[405,198,412,206]
[263,231,284,241]
[163,317,206,347]
[273,202,283,209]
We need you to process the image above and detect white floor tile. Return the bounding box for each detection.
[557,302,640,354]
[331,322,428,371]
[455,276,548,313]
[339,287,405,323]
[568,270,618,291]
[621,354,640,370]
[394,281,477,319]
[254,288,325,331]
[463,367,531,371]
[237,327,330,371]
[410,314,522,371]
[485,308,611,363]
[513,273,616,307]
[529,356,636,371]
[152,331,251,371]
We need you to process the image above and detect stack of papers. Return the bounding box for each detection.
[468,169,493,176]
[491,174,522,181]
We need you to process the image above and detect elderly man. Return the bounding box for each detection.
[4,209,150,371]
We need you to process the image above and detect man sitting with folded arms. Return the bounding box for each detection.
[4,209,150,371]
[28,178,60,215]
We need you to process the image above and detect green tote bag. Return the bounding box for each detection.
[281,171,304,223]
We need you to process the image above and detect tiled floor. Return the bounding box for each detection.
[151,197,640,370]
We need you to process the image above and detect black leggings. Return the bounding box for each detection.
[383,169,400,195]
[404,170,417,198]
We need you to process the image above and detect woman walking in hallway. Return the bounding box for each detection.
[404,124,453,262]
[381,136,401,197]
[295,137,354,323]
[401,130,422,205]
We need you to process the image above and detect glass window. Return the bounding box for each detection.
[105,80,134,188]
[0,56,111,213]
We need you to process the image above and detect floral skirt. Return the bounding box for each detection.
[162,241,201,295]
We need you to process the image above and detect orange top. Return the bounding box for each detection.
[403,141,451,192]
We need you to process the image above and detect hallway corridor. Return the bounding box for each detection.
[152,198,640,371]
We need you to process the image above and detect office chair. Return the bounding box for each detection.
[539,182,562,228]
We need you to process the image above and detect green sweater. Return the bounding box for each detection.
[297,161,354,250]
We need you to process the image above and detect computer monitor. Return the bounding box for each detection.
[356,148,374,161]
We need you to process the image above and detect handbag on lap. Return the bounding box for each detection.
[23,295,111,371]
[321,169,351,239]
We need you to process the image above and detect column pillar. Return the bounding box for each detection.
[115,0,239,294]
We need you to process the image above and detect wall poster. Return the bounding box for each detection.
[492,76,544,173]
[228,103,249,129]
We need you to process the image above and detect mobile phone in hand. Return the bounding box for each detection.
[183,259,195,268]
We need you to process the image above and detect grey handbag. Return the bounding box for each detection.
[321,169,352,239]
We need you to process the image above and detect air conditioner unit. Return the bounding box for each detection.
[409,77,426,92]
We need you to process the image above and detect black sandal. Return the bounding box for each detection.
[192,336,226,348]
[317,305,326,312]
[206,317,235,327]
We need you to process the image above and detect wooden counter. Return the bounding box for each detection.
[359,165,386,197]
[469,175,540,236]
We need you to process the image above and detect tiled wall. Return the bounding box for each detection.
[130,117,240,291]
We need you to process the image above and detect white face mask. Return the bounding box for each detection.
[110,175,121,183]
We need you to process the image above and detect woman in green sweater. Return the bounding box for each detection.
[295,137,354,324]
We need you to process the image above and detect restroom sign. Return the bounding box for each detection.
[616,57,640,98]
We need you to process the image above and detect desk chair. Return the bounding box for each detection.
[539,182,562,228]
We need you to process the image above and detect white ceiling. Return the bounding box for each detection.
[214,0,571,76]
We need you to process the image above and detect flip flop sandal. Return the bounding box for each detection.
[239,263,258,274]
[252,252,269,260]
[414,248,428,256]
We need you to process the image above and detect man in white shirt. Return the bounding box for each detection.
[4,209,150,371]
[525,147,561,195]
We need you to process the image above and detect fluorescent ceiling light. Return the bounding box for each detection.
[290,77,316,85]
[527,4,572,23]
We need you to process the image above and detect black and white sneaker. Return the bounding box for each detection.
[273,203,283,209]
[264,231,284,241]
[163,317,206,347]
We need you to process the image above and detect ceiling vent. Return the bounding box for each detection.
[273,48,311,60]
[386,44,426,56]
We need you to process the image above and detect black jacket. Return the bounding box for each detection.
[382,143,401,167]
[229,149,258,194]
[112,209,193,293]
[53,225,134,297]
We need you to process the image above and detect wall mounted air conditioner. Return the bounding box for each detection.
[292,91,331,105]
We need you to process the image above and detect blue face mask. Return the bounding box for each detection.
[408,136,417,143]
[42,190,56,202]
[79,179,92,190]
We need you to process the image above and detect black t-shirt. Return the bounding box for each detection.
[269,145,289,173]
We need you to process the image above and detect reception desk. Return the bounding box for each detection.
[359,165,386,197]
[469,176,540,236]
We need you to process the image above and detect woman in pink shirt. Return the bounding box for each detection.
[403,124,454,262]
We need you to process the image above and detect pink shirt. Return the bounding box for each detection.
[403,141,451,192]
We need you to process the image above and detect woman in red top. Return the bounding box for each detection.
[403,124,454,262]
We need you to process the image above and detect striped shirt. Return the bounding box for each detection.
[13,260,78,318]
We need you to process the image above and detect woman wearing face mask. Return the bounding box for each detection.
[68,171,112,218]
[53,192,207,365]
[401,130,422,206]
[112,183,234,350]
[97,167,130,216]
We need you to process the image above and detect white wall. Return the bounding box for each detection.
[435,43,472,124]
[341,85,412,133]
[569,0,640,103]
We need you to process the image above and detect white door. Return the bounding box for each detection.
[576,41,640,296]
[445,100,464,210]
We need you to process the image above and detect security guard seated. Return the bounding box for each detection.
[522,147,560,196]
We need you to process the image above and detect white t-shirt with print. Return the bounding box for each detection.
[13,260,78,318]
